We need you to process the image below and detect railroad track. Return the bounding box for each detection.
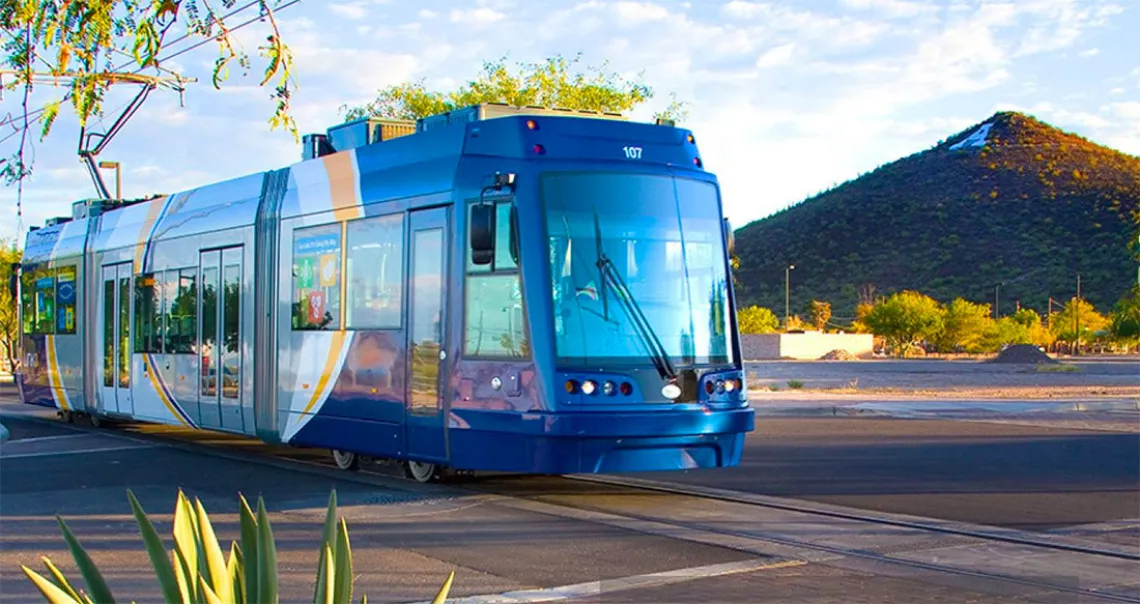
[7,408,1140,603]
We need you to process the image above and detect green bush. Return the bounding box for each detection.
[20,489,454,604]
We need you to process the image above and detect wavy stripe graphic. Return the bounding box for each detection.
[45,335,70,411]
[282,331,354,442]
[142,354,195,427]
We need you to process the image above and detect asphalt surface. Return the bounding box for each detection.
[6,412,1102,604]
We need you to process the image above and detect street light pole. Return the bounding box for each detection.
[994,282,1001,318]
[785,264,795,329]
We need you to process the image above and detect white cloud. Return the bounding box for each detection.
[1079,48,1100,57]
[612,1,670,24]
[755,43,794,68]
[839,0,939,18]
[449,7,505,25]
[329,2,369,20]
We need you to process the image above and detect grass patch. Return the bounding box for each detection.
[1036,362,1079,373]
[787,379,805,389]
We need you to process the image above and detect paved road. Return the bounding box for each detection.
[631,417,1140,530]
[4,412,1083,604]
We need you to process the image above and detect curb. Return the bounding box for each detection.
[750,398,1140,418]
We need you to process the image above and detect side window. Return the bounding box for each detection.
[345,213,403,329]
[134,273,160,353]
[20,268,35,334]
[292,223,342,330]
[168,268,197,354]
[33,268,55,335]
[55,265,77,335]
[464,199,528,357]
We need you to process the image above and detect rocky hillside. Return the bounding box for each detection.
[732,111,1140,321]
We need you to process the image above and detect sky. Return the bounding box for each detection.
[1,0,1137,243]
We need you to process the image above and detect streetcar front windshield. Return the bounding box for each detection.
[542,172,734,368]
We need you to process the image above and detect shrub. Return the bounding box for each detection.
[20,489,454,604]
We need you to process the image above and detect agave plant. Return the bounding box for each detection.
[20,489,454,604]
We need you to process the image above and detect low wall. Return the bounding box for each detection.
[740,332,875,361]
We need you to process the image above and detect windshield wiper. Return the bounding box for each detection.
[592,209,678,381]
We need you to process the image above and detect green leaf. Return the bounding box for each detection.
[21,565,83,604]
[314,544,330,604]
[199,576,223,604]
[320,546,335,604]
[430,571,455,604]
[237,495,259,604]
[255,498,278,604]
[227,542,244,604]
[172,491,200,602]
[55,516,116,603]
[126,489,183,604]
[332,519,353,604]
[314,491,337,603]
[39,557,83,602]
[194,498,230,604]
[172,547,194,604]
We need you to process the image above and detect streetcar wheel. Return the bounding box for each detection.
[332,449,359,471]
[88,414,101,428]
[58,410,74,423]
[403,460,440,483]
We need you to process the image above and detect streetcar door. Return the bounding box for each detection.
[405,207,449,463]
[99,263,133,415]
[198,247,245,432]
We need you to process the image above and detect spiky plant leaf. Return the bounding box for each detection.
[227,542,244,604]
[55,516,116,604]
[314,490,338,603]
[194,498,230,603]
[172,492,200,602]
[430,571,455,604]
[39,556,83,602]
[255,498,278,604]
[321,546,336,604]
[333,519,353,604]
[21,565,82,604]
[199,576,223,604]
[237,495,259,604]
[125,489,182,604]
[172,547,194,604]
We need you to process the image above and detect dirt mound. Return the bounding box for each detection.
[988,344,1058,364]
[819,349,857,361]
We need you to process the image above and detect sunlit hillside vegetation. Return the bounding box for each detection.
[732,111,1140,322]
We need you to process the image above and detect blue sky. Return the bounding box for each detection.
[1,0,1137,242]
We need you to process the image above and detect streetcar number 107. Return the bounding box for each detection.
[623,146,643,159]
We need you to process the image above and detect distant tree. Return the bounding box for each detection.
[850,302,875,333]
[808,300,831,331]
[979,317,1031,352]
[1110,285,1140,348]
[737,305,779,334]
[863,290,944,356]
[935,298,990,353]
[1051,297,1110,344]
[0,238,21,373]
[339,54,688,122]
[1011,308,1041,329]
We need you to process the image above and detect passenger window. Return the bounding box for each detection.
[464,273,528,357]
[33,268,55,335]
[467,201,517,273]
[134,273,161,353]
[464,198,528,358]
[345,214,403,329]
[20,268,35,334]
[292,223,343,330]
[168,268,197,354]
[55,265,77,334]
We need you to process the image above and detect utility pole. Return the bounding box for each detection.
[1074,273,1081,356]
[784,263,793,328]
[994,282,1001,318]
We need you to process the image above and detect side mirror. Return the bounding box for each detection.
[470,203,495,265]
[723,218,735,257]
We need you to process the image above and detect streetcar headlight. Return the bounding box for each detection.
[661,383,681,399]
[582,380,597,395]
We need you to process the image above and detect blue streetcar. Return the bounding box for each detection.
[13,103,754,482]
